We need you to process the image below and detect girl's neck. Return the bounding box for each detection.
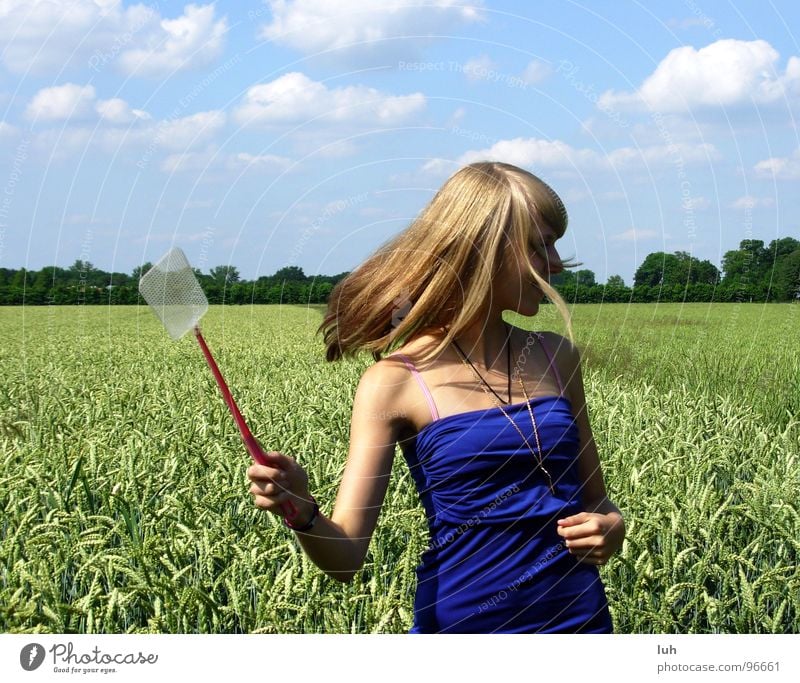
[451,315,513,372]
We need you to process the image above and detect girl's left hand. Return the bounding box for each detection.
[555,511,625,566]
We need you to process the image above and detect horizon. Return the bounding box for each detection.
[1,1,799,284]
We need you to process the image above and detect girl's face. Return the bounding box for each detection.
[496,222,564,316]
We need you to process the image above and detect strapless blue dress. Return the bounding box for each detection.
[401,394,613,633]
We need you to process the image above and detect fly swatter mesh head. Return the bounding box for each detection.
[138,247,209,340]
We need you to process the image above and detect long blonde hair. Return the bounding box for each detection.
[318,161,576,362]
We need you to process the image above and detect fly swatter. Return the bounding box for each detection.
[139,247,297,520]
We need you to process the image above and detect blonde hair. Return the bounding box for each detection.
[318,161,576,362]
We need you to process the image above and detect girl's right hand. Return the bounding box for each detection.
[247,451,313,521]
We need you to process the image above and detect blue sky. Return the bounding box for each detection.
[1,0,799,285]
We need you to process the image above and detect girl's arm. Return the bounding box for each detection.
[545,333,625,564]
[248,360,407,582]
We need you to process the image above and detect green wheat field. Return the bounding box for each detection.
[1,303,798,634]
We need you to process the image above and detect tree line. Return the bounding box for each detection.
[552,237,800,303]
[1,237,798,306]
[0,264,347,305]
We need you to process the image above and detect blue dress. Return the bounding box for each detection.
[400,394,614,633]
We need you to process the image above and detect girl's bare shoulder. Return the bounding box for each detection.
[358,333,443,394]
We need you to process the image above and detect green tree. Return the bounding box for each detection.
[209,265,240,284]
[131,262,153,281]
[740,239,770,277]
[634,251,718,288]
[228,282,249,304]
[274,266,307,282]
[574,269,596,286]
[606,274,626,288]
[634,252,671,287]
[772,249,800,300]
[11,268,28,289]
[692,258,720,285]
[722,240,769,283]
[551,270,576,287]
[69,259,96,276]
[31,267,59,290]
[763,238,800,298]
[313,281,334,302]
[766,237,800,260]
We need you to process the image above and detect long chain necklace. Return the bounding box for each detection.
[452,326,555,494]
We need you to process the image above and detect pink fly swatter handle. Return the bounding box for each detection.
[193,326,298,521]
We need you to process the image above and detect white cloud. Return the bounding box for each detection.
[118,4,228,77]
[31,108,225,162]
[257,0,482,58]
[31,127,93,160]
[625,117,706,145]
[25,83,96,121]
[443,137,719,173]
[0,1,226,77]
[0,121,18,139]
[227,152,292,170]
[95,98,150,124]
[521,59,551,85]
[445,107,466,128]
[731,195,775,209]
[606,142,720,168]
[458,137,600,169]
[26,85,152,125]
[161,147,291,173]
[160,147,219,173]
[681,196,710,210]
[418,158,458,176]
[154,111,226,150]
[754,148,800,180]
[599,39,800,112]
[234,72,425,126]
[611,229,660,241]
[463,54,496,82]
[0,0,134,73]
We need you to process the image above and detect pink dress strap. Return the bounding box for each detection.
[389,353,440,422]
[535,333,566,396]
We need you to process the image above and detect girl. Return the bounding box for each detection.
[247,161,626,633]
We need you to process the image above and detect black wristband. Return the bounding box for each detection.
[283,497,319,532]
